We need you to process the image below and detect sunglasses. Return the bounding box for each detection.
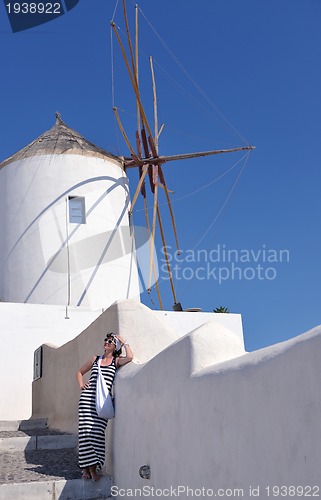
[104,337,116,345]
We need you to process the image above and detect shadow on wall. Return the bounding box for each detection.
[31,299,321,494]
[31,299,184,475]
[32,299,182,432]
[112,323,321,494]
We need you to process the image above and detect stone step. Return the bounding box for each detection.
[0,428,77,452]
[0,421,112,498]
[0,434,78,452]
[0,418,48,432]
[0,476,112,500]
[0,448,112,499]
[0,448,79,484]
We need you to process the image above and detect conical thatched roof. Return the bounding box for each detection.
[0,113,123,169]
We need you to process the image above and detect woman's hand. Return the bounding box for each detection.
[81,381,90,390]
[116,335,126,345]
[116,338,133,367]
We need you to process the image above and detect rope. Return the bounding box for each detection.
[151,57,237,138]
[163,125,237,148]
[142,151,252,302]
[110,23,122,155]
[111,0,120,23]
[110,25,115,108]
[133,3,250,146]
[173,153,249,206]
[148,291,157,309]
[178,152,252,300]
[112,22,219,137]
[192,152,250,249]
[113,114,122,156]
[111,1,254,305]
[110,9,243,150]
[134,152,249,212]
[65,198,71,308]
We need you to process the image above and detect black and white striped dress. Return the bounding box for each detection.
[78,356,117,469]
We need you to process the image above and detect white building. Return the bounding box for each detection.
[0,114,141,421]
[0,115,243,422]
[2,116,319,496]
[0,113,140,308]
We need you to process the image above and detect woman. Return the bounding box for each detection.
[76,332,133,480]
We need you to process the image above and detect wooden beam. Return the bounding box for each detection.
[143,196,163,310]
[113,107,141,164]
[150,56,159,152]
[158,165,180,252]
[135,4,141,133]
[124,145,255,168]
[111,22,154,142]
[122,0,136,78]
[136,131,146,196]
[129,164,149,214]
[148,180,159,291]
[157,205,178,304]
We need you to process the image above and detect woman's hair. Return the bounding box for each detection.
[113,347,122,358]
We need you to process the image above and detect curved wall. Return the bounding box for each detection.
[31,299,321,493]
[0,153,140,308]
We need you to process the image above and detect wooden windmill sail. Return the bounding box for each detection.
[111,1,255,310]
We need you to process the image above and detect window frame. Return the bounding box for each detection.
[68,195,86,224]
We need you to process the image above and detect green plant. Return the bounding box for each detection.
[213,306,230,313]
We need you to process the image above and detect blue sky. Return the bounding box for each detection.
[1,0,320,351]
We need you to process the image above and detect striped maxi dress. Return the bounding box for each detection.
[78,356,117,469]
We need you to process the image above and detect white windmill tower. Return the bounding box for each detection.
[0,2,253,423]
[0,113,141,309]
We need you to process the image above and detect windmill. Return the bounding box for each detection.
[111,1,255,310]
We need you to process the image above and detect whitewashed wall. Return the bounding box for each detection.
[0,153,140,308]
[154,309,243,343]
[30,300,321,496]
[113,325,321,497]
[31,300,244,431]
[0,302,102,420]
[31,300,244,476]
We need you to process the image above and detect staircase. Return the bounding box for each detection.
[0,419,112,500]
